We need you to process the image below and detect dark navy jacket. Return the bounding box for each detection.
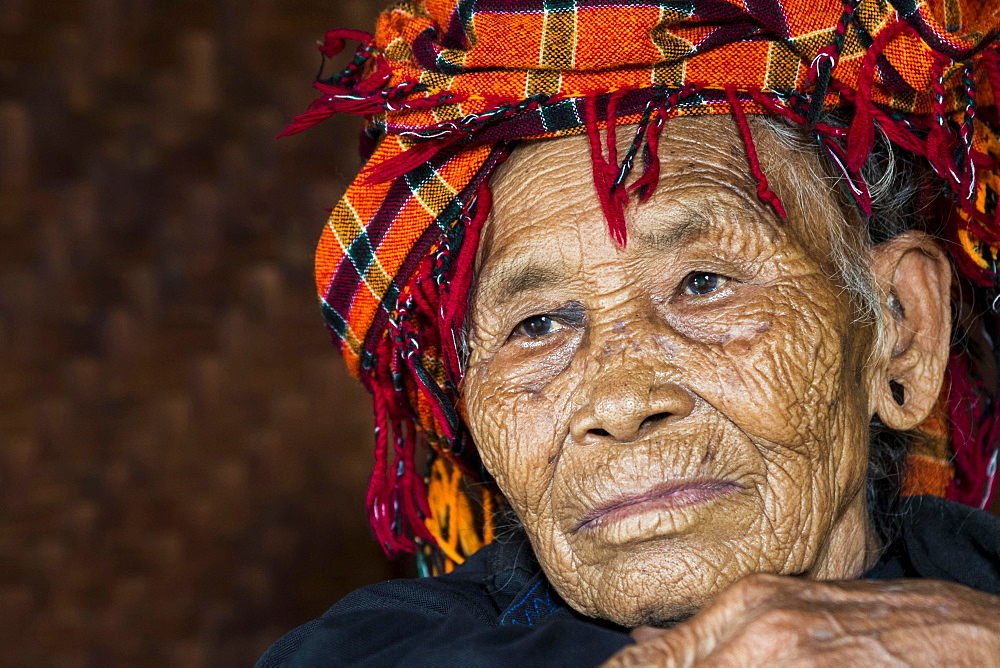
[258,496,1000,667]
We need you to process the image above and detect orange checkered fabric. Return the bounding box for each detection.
[288,0,1000,568]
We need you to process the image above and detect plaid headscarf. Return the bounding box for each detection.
[286,0,1000,570]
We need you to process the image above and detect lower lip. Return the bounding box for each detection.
[576,481,741,538]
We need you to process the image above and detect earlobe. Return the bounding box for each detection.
[869,232,951,431]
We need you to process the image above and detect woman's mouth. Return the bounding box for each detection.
[575,478,743,534]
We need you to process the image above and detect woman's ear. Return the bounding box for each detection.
[869,232,951,430]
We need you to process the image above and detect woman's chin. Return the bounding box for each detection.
[547,533,759,628]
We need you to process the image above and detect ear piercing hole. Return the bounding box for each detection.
[889,380,905,406]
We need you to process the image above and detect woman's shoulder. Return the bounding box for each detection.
[255,539,518,667]
[255,531,631,667]
[877,495,1000,595]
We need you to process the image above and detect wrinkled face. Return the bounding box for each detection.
[463,116,878,627]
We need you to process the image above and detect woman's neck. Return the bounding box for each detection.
[812,489,883,580]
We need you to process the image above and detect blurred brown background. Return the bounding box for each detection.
[0,0,404,664]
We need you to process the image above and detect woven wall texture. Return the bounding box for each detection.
[0,1,402,664]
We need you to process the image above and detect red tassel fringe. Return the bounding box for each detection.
[724,85,787,219]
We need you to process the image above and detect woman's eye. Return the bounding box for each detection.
[682,272,728,296]
[513,315,561,339]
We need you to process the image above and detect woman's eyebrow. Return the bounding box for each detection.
[478,262,564,308]
[632,211,713,253]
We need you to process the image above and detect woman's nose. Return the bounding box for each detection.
[568,365,695,444]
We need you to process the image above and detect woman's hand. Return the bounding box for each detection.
[603,574,1000,666]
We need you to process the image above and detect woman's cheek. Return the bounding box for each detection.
[468,359,580,521]
[465,332,580,497]
[466,373,546,496]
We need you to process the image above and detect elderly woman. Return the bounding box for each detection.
[260,0,1000,665]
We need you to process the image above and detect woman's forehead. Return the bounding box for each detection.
[479,117,807,275]
[491,117,751,215]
